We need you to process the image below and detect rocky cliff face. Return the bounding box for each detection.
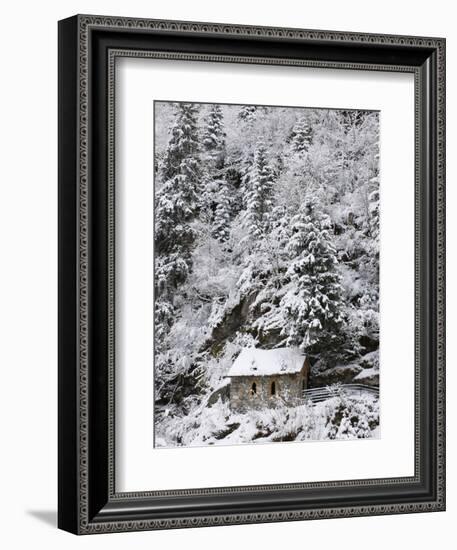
[309,350,379,387]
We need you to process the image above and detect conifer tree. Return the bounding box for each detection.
[161,103,200,182]
[238,105,258,125]
[213,179,232,242]
[155,103,201,297]
[239,150,254,206]
[200,104,227,224]
[202,104,226,166]
[280,202,344,350]
[199,173,217,226]
[290,116,311,154]
[244,142,274,238]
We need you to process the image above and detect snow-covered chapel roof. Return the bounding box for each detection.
[227,347,306,377]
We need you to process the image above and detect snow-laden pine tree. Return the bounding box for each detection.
[199,105,233,244]
[280,202,344,351]
[290,116,311,154]
[155,103,201,297]
[244,141,275,238]
[213,179,232,242]
[238,105,258,125]
[199,173,217,226]
[200,104,229,227]
[239,150,254,208]
[202,104,226,167]
[160,103,200,183]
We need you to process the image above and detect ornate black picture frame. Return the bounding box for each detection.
[58,14,446,534]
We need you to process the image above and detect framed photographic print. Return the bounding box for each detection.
[58,14,446,534]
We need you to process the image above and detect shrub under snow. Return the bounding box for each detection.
[155,391,379,448]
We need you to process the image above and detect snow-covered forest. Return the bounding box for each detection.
[154,101,380,448]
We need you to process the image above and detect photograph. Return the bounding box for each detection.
[153,100,381,448]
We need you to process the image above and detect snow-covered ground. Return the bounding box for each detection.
[155,391,379,448]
